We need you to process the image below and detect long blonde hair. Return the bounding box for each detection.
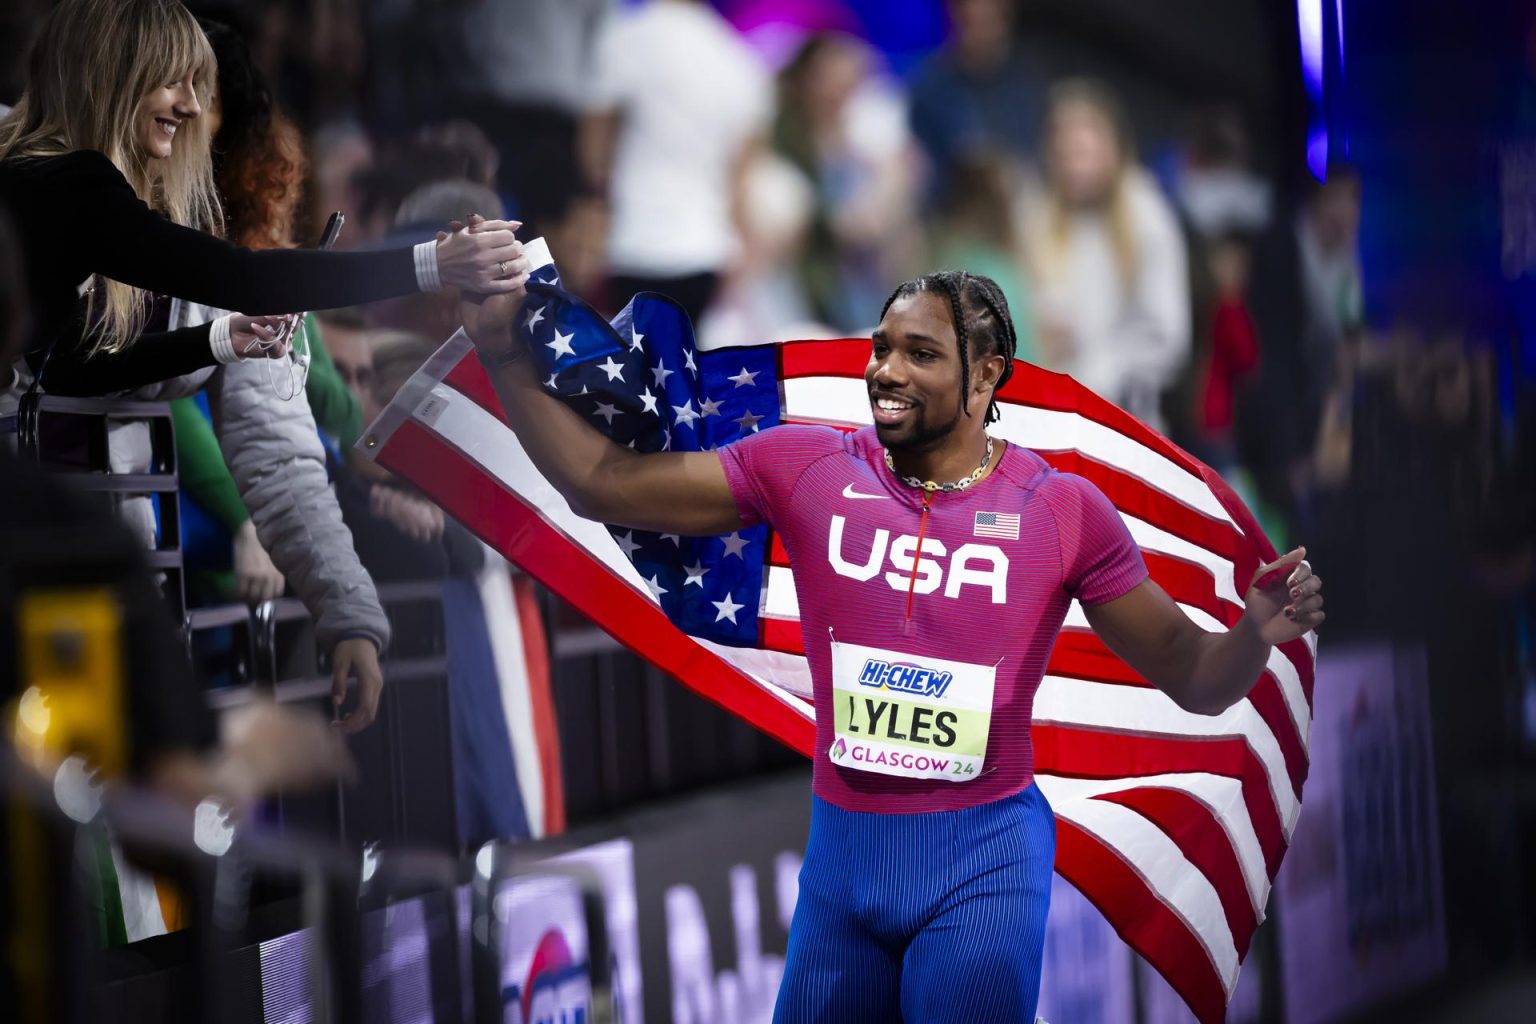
[1039,78,1140,290]
[0,0,219,355]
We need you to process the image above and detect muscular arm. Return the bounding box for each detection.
[463,291,745,537]
[1083,549,1323,716]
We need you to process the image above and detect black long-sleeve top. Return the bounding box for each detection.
[0,149,425,395]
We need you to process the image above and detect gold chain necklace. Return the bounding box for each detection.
[884,436,994,494]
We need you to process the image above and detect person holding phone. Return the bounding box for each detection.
[0,0,529,398]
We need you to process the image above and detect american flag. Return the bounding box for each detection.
[973,510,1022,540]
[361,253,1316,1024]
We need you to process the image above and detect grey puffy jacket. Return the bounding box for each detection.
[162,301,391,652]
[4,303,391,652]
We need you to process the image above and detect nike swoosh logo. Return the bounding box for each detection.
[842,484,889,500]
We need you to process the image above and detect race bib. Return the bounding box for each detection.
[827,640,995,782]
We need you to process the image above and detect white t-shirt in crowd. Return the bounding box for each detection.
[590,0,771,277]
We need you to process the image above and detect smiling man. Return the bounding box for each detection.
[461,267,1325,1023]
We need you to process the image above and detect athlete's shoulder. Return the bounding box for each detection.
[724,421,851,461]
[1034,467,1120,522]
[991,442,1052,493]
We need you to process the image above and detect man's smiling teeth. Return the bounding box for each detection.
[876,397,912,412]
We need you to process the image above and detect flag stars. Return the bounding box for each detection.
[644,574,669,600]
[729,367,760,388]
[597,356,626,382]
[683,561,709,587]
[615,531,642,559]
[721,532,749,558]
[700,397,722,417]
[546,328,575,358]
[712,592,744,624]
[544,372,560,391]
[735,409,763,432]
[629,327,645,352]
[593,401,621,425]
[652,359,675,388]
[673,400,699,428]
[523,305,545,332]
[684,348,697,374]
[639,388,660,415]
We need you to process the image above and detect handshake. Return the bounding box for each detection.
[226,213,533,361]
[432,214,533,294]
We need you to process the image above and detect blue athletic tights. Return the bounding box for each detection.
[773,784,1055,1023]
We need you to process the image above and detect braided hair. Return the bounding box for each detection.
[877,271,1018,424]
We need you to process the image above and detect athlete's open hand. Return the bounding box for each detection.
[1243,546,1324,645]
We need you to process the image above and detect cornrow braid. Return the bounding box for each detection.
[877,270,1019,425]
[968,278,1017,423]
[940,274,973,419]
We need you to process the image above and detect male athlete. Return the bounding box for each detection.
[459,257,1324,1022]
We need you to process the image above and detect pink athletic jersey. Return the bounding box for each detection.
[718,424,1148,814]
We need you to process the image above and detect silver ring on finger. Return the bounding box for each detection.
[498,260,509,276]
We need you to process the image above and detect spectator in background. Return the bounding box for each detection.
[540,185,611,304]
[1173,105,1272,241]
[353,120,502,244]
[930,152,1039,365]
[774,32,921,332]
[369,177,508,343]
[305,118,373,245]
[698,149,823,349]
[908,0,1045,205]
[1239,167,1363,526]
[317,308,456,545]
[317,306,375,406]
[1164,107,1269,461]
[439,0,609,239]
[338,332,477,582]
[585,0,772,325]
[1024,79,1191,428]
[1185,231,1259,472]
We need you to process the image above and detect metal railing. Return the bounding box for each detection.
[3,739,616,1024]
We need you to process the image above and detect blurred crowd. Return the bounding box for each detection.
[2,3,1535,1015]
[4,0,1534,811]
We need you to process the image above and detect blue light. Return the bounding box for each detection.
[1334,0,1345,77]
[1297,0,1324,97]
[1307,125,1329,181]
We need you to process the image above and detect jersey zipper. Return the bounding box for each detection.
[902,489,935,627]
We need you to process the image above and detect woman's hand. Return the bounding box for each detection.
[230,314,293,359]
[435,217,530,293]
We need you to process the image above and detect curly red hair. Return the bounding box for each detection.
[216,109,307,250]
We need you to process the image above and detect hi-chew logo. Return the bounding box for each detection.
[858,659,954,698]
[504,929,591,1024]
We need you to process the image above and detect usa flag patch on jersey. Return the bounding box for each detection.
[974,511,1021,540]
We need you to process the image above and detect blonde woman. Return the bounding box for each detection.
[1025,79,1191,428]
[0,0,526,397]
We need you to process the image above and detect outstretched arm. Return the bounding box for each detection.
[460,287,745,537]
[1083,547,1323,716]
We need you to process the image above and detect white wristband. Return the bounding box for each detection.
[209,315,240,364]
[414,240,442,292]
